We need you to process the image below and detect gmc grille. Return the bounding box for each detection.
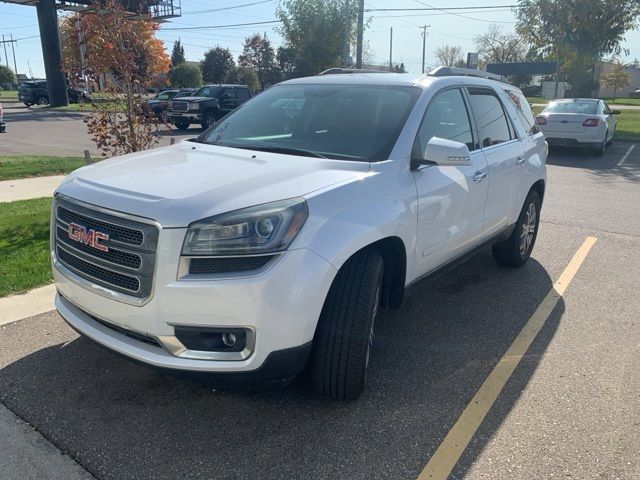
[171,100,189,112]
[53,196,159,300]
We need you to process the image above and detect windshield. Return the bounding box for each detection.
[544,100,598,115]
[196,84,420,161]
[194,86,221,98]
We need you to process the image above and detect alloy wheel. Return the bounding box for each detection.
[520,202,537,256]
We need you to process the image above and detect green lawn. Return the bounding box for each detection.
[0,89,18,100]
[0,197,52,297]
[0,155,87,181]
[615,109,640,140]
[603,97,640,106]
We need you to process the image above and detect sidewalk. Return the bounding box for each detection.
[0,175,65,203]
[0,284,57,327]
[0,403,93,480]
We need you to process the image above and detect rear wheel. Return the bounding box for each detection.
[492,190,541,268]
[310,250,383,400]
[37,96,48,106]
[173,120,190,130]
[593,131,607,156]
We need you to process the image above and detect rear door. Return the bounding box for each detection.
[219,87,237,113]
[235,87,252,106]
[602,101,617,140]
[465,86,524,234]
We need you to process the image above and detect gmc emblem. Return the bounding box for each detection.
[67,223,109,252]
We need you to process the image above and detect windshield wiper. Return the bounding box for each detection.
[231,144,327,159]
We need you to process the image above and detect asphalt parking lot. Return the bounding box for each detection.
[0,103,199,156]
[1,141,639,479]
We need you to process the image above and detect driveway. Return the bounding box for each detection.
[0,102,201,156]
[1,142,639,480]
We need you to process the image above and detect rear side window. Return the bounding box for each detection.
[414,88,475,155]
[504,89,539,135]
[467,88,513,147]
[236,88,251,100]
[221,88,236,99]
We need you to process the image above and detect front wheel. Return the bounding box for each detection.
[492,190,541,268]
[37,96,48,106]
[310,250,383,400]
[173,120,190,130]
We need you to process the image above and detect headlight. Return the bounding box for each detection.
[181,198,308,256]
[189,103,200,111]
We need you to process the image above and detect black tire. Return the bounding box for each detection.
[593,132,607,156]
[606,127,615,146]
[37,96,48,106]
[310,250,383,400]
[24,102,31,108]
[201,110,218,129]
[174,120,190,130]
[492,190,541,268]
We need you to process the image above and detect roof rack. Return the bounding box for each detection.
[428,66,507,83]
[317,68,390,75]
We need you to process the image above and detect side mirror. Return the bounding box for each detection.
[412,137,471,169]
[612,109,621,115]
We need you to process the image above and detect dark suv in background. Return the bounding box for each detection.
[169,84,252,130]
[18,80,89,107]
[145,88,196,120]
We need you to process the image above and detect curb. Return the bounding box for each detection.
[0,284,57,326]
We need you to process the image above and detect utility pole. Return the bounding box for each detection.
[356,0,364,68]
[2,35,8,69]
[343,0,350,66]
[10,34,18,77]
[389,27,393,71]
[421,26,428,74]
[553,48,561,99]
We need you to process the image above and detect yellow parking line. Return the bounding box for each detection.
[417,236,598,480]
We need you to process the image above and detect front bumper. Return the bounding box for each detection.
[53,230,337,374]
[170,112,202,122]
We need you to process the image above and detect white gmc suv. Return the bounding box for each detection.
[52,68,547,399]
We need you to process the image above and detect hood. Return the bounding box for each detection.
[174,96,210,103]
[56,142,370,227]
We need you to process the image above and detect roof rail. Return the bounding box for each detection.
[318,68,390,75]
[428,66,507,83]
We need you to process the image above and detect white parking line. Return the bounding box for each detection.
[617,144,636,166]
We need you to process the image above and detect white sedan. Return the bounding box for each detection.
[536,98,619,155]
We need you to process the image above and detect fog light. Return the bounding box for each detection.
[222,332,237,347]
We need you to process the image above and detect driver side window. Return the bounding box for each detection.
[413,88,475,159]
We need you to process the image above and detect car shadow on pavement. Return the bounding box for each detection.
[2,106,88,123]
[0,251,561,480]
[547,141,640,183]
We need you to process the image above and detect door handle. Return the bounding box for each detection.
[516,156,525,166]
[473,171,487,183]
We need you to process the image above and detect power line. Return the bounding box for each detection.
[366,5,518,12]
[182,0,275,16]
[412,0,517,24]
[160,20,280,31]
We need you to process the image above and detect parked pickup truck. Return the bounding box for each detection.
[51,68,547,399]
[0,102,5,133]
[169,84,252,130]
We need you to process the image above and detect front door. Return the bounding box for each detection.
[412,87,489,275]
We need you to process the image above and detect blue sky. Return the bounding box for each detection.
[1,0,639,78]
